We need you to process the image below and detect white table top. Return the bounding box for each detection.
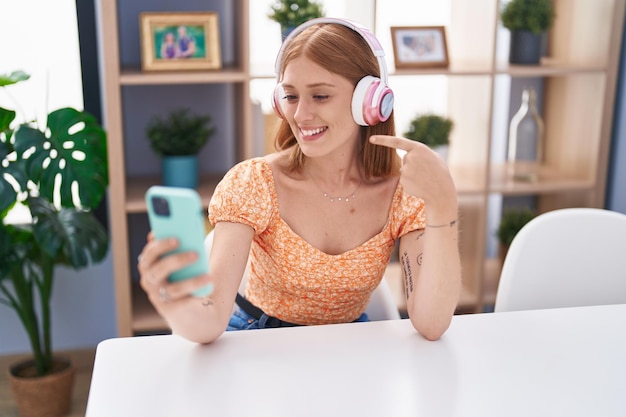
[86,304,626,417]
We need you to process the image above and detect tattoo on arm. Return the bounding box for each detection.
[417,253,423,266]
[415,231,425,241]
[401,251,415,300]
[202,297,214,307]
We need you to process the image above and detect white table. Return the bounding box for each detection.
[86,304,626,417]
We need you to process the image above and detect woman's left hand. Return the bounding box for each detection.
[369,135,457,217]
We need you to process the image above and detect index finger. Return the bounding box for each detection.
[369,135,417,152]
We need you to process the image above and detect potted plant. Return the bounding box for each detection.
[404,113,454,161]
[500,0,556,65]
[268,0,325,40]
[0,71,109,417]
[496,207,536,265]
[145,108,215,189]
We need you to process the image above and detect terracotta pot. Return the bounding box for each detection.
[8,357,75,417]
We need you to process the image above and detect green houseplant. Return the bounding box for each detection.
[404,113,453,160]
[146,108,215,189]
[268,0,325,40]
[501,0,556,64]
[0,71,109,417]
[496,207,536,264]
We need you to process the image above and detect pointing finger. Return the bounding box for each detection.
[369,135,417,152]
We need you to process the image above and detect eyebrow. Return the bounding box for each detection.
[281,82,336,89]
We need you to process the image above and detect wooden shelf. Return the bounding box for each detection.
[392,61,492,77]
[488,164,595,195]
[119,67,248,85]
[125,175,223,213]
[99,0,625,337]
[495,60,607,77]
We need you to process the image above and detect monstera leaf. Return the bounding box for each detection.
[13,107,108,210]
[29,197,108,268]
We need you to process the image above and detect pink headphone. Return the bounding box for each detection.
[272,17,394,127]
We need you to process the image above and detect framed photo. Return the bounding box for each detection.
[390,26,449,69]
[139,12,222,71]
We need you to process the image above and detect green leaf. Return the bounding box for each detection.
[145,108,215,156]
[0,223,36,282]
[0,107,16,133]
[268,0,325,28]
[29,197,109,268]
[14,107,108,209]
[500,0,555,34]
[404,114,453,148]
[0,71,30,87]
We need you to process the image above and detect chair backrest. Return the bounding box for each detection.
[204,230,400,320]
[494,208,626,313]
[364,279,402,320]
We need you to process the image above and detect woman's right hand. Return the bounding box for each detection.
[137,233,214,311]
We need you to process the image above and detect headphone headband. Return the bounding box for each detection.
[274,17,389,84]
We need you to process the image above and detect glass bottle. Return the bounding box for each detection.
[506,87,544,182]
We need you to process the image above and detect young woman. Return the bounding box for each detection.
[138,18,461,343]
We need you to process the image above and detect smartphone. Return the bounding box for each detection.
[145,186,213,297]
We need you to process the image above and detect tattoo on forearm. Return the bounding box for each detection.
[417,253,423,266]
[202,297,214,307]
[401,251,414,300]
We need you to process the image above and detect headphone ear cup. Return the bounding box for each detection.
[272,84,285,119]
[351,76,394,126]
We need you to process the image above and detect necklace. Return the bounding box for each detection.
[306,166,362,203]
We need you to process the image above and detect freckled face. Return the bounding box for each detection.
[279,56,360,158]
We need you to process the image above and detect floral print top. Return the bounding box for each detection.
[209,158,425,325]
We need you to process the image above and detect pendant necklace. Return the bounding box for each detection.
[306,166,362,203]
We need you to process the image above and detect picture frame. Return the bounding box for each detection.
[390,26,449,69]
[139,12,222,71]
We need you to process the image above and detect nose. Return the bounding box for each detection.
[293,98,313,122]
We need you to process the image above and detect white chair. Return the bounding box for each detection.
[494,207,626,313]
[204,231,400,321]
[364,278,401,320]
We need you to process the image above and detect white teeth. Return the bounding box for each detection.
[301,127,326,136]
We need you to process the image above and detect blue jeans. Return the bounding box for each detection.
[226,307,369,331]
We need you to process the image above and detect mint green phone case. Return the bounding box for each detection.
[145,186,213,297]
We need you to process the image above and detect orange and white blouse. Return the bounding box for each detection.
[208,158,425,325]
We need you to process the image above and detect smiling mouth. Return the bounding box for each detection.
[300,126,328,138]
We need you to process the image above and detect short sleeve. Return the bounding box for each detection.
[389,183,426,239]
[208,158,274,234]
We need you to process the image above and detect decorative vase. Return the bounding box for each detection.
[162,155,198,189]
[8,357,75,417]
[509,30,542,65]
[507,87,544,182]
